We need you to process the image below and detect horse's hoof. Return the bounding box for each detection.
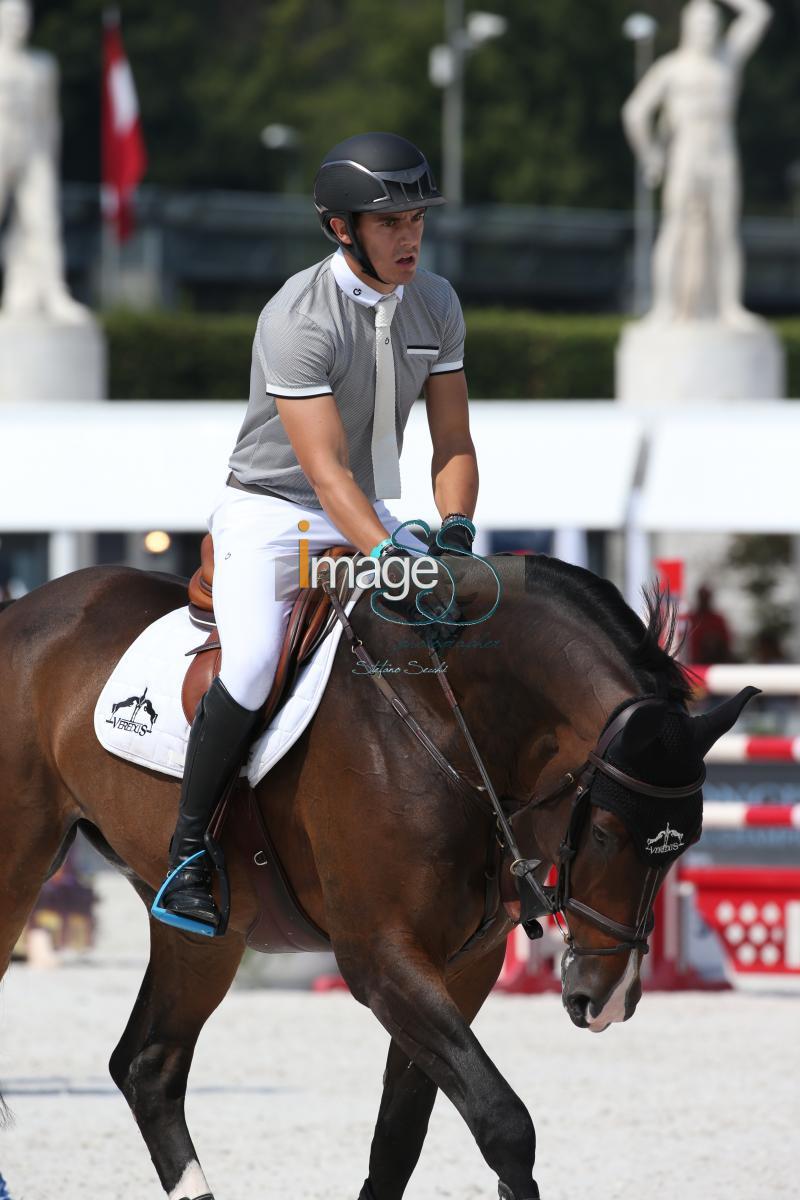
[498,1184,540,1200]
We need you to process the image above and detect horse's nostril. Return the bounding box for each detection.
[567,992,591,1023]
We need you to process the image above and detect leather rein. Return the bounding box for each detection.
[323,583,705,959]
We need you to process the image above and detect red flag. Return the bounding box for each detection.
[102,10,146,242]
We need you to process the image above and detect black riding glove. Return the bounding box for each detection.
[372,546,463,650]
[429,513,477,557]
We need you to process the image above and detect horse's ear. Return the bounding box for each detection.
[618,702,668,758]
[690,687,761,758]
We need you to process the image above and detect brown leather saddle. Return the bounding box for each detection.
[182,532,358,954]
[182,533,356,730]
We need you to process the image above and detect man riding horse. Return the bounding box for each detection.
[154,132,479,934]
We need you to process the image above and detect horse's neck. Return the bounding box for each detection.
[456,577,640,808]
[508,588,644,863]
[355,557,640,809]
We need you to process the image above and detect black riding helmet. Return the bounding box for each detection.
[313,132,445,283]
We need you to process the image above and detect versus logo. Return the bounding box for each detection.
[106,686,159,737]
[646,822,684,854]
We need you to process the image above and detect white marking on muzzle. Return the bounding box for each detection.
[168,1160,210,1200]
[586,949,640,1033]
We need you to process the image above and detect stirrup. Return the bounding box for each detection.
[151,849,218,938]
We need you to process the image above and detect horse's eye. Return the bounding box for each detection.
[591,823,610,848]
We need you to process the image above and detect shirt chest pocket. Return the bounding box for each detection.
[401,344,441,398]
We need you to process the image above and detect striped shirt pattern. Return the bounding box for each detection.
[228,251,466,508]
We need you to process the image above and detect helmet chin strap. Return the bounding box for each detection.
[338,215,389,286]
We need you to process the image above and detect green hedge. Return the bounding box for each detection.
[105,311,255,401]
[104,310,800,401]
[462,311,625,399]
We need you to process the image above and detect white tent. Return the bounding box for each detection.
[1,399,798,585]
[0,400,642,533]
[637,403,800,534]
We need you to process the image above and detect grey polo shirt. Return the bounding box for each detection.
[227,248,466,508]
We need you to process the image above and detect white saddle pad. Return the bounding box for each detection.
[93,592,363,788]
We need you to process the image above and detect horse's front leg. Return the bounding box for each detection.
[343,936,539,1200]
[358,1038,437,1200]
[359,942,507,1200]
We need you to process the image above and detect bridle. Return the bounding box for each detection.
[323,582,705,960]
[513,698,705,958]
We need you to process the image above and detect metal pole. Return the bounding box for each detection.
[443,0,464,207]
[100,215,122,309]
[632,33,656,316]
[624,486,652,615]
[553,528,589,570]
[49,532,93,580]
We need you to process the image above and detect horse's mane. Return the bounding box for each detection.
[523,555,692,704]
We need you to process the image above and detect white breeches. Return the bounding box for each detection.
[207,484,429,711]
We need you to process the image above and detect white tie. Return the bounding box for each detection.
[372,293,401,499]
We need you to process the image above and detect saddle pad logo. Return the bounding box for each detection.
[106,686,158,737]
[645,822,684,855]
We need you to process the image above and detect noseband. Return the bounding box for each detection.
[510,698,705,957]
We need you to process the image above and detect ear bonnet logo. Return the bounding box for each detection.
[645,822,685,854]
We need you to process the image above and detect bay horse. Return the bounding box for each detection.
[0,553,753,1199]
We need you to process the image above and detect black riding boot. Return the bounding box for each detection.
[154,677,260,931]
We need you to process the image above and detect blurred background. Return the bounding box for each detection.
[30,0,800,315]
[0,0,799,991]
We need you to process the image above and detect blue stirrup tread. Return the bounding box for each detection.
[151,850,218,938]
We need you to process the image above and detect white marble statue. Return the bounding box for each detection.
[0,0,88,323]
[622,0,772,329]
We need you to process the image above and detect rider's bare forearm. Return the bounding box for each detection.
[431,441,478,521]
[313,466,393,556]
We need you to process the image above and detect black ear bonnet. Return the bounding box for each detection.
[590,704,704,866]
[589,688,760,866]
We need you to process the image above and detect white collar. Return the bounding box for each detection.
[331,247,404,308]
